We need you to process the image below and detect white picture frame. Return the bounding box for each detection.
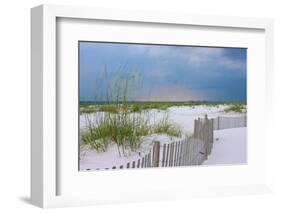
[31,4,274,208]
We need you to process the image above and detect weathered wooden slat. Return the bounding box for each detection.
[178,140,183,166]
[173,142,176,166]
[181,141,187,166]
[166,144,170,167]
[170,143,174,167]
[148,152,151,167]
[152,141,160,167]
[162,144,166,167]
[181,140,185,166]
[186,139,190,165]
[176,141,180,166]
[174,142,178,166]
[137,159,140,168]
[146,153,149,167]
[185,139,189,165]
[144,154,147,168]
[168,143,172,167]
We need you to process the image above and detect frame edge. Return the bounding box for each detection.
[31,5,44,208]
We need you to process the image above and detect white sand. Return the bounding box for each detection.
[79,105,247,170]
[203,127,247,165]
[80,143,142,170]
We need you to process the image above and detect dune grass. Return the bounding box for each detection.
[81,110,181,156]
[81,111,152,155]
[80,67,182,156]
[153,115,182,138]
[224,104,246,113]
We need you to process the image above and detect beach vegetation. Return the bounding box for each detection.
[80,67,182,156]
[224,104,246,113]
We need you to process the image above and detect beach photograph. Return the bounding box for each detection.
[79,42,247,171]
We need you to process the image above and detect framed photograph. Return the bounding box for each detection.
[78,41,248,171]
[31,4,274,208]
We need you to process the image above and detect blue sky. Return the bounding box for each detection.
[79,42,246,102]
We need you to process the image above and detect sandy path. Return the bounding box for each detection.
[203,127,247,165]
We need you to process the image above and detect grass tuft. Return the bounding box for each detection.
[81,111,182,156]
[224,104,245,113]
[153,115,182,137]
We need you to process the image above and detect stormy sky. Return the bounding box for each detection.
[79,42,246,102]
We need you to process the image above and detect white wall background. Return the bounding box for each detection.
[0,0,280,212]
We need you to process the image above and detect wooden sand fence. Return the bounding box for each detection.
[94,115,214,171]
[150,115,214,168]
[212,115,247,130]
[90,115,247,171]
